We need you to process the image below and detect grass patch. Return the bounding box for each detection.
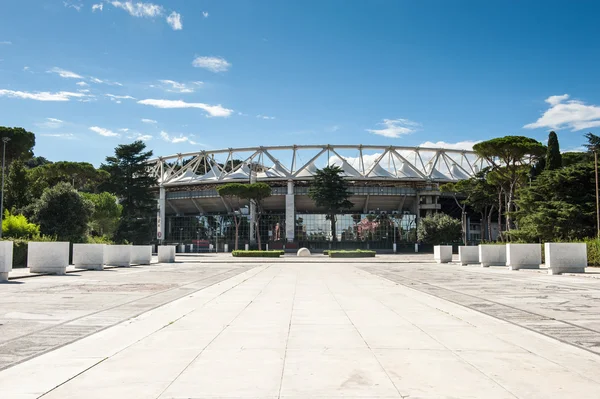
[328,250,376,258]
[232,250,284,258]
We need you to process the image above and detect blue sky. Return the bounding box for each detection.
[1,0,600,165]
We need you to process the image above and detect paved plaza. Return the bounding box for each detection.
[1,256,600,398]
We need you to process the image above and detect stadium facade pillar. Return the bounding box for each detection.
[286,180,295,242]
[249,170,257,244]
[158,186,166,243]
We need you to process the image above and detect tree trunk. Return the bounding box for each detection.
[255,218,261,250]
[488,205,495,242]
[330,213,337,242]
[480,211,486,241]
[233,214,240,250]
[497,189,503,242]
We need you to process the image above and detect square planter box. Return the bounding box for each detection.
[28,242,69,275]
[479,244,506,267]
[73,244,105,270]
[458,246,479,266]
[104,245,132,267]
[158,246,176,263]
[545,243,587,275]
[0,241,14,282]
[131,245,152,265]
[506,243,541,270]
[434,245,453,263]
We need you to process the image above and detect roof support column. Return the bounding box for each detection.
[249,170,257,245]
[285,180,295,242]
[157,186,165,243]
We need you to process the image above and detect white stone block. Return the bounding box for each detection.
[73,244,105,270]
[297,248,311,257]
[158,245,176,263]
[104,245,132,267]
[545,243,587,275]
[28,242,69,275]
[0,241,13,282]
[506,243,541,270]
[458,246,479,266]
[479,244,506,267]
[434,245,452,263]
[131,245,152,265]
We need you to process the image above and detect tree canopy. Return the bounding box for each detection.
[417,213,462,244]
[308,166,354,241]
[81,192,123,237]
[545,131,562,171]
[0,126,35,165]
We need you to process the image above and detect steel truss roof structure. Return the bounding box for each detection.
[149,145,489,187]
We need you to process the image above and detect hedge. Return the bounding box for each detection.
[232,250,284,258]
[328,250,376,258]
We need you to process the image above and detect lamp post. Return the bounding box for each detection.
[595,150,600,238]
[0,137,10,239]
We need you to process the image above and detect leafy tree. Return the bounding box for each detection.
[5,159,29,212]
[243,182,272,250]
[100,141,156,244]
[81,192,123,238]
[0,127,35,166]
[33,182,93,242]
[25,156,52,168]
[512,163,595,241]
[2,210,40,239]
[308,166,354,242]
[417,213,462,244]
[28,161,109,198]
[216,183,249,250]
[473,136,546,235]
[562,152,590,167]
[545,131,562,170]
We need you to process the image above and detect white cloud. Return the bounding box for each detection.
[0,41,11,45]
[90,77,122,86]
[110,1,163,17]
[166,11,182,30]
[326,125,340,132]
[79,89,90,93]
[92,3,103,12]
[105,94,136,103]
[141,118,157,124]
[257,114,275,120]
[138,99,233,117]
[76,81,88,87]
[135,134,153,141]
[48,67,83,79]
[160,131,197,145]
[202,11,209,18]
[89,126,120,137]
[0,89,87,102]
[158,79,202,93]
[417,140,480,151]
[524,94,600,131]
[36,118,64,129]
[63,1,82,11]
[40,133,76,139]
[366,118,420,138]
[119,128,130,132]
[192,56,231,73]
[23,66,30,71]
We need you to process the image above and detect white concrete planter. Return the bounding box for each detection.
[0,241,14,282]
[297,248,311,257]
[72,244,105,270]
[458,246,479,266]
[158,245,176,263]
[131,245,152,265]
[28,242,69,275]
[545,243,587,275]
[506,243,541,270]
[479,244,506,267]
[434,245,452,263]
[104,245,132,267]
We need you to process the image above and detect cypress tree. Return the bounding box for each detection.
[545,131,562,170]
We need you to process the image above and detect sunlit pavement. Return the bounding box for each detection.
[1,257,600,398]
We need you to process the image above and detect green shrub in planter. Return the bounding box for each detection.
[3,235,56,268]
[232,250,284,257]
[328,250,376,258]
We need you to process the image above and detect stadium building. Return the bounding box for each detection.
[149,145,489,251]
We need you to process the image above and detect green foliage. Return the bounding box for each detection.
[562,152,591,167]
[417,213,462,244]
[512,163,595,242]
[86,235,114,244]
[584,238,600,266]
[308,166,354,242]
[1,210,40,238]
[328,250,376,258]
[33,182,94,243]
[5,159,30,211]
[80,192,122,237]
[100,141,155,244]
[216,183,249,199]
[28,161,109,198]
[545,131,562,171]
[231,250,284,257]
[0,126,36,165]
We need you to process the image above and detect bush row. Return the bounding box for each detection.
[232,250,285,258]
[328,250,376,258]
